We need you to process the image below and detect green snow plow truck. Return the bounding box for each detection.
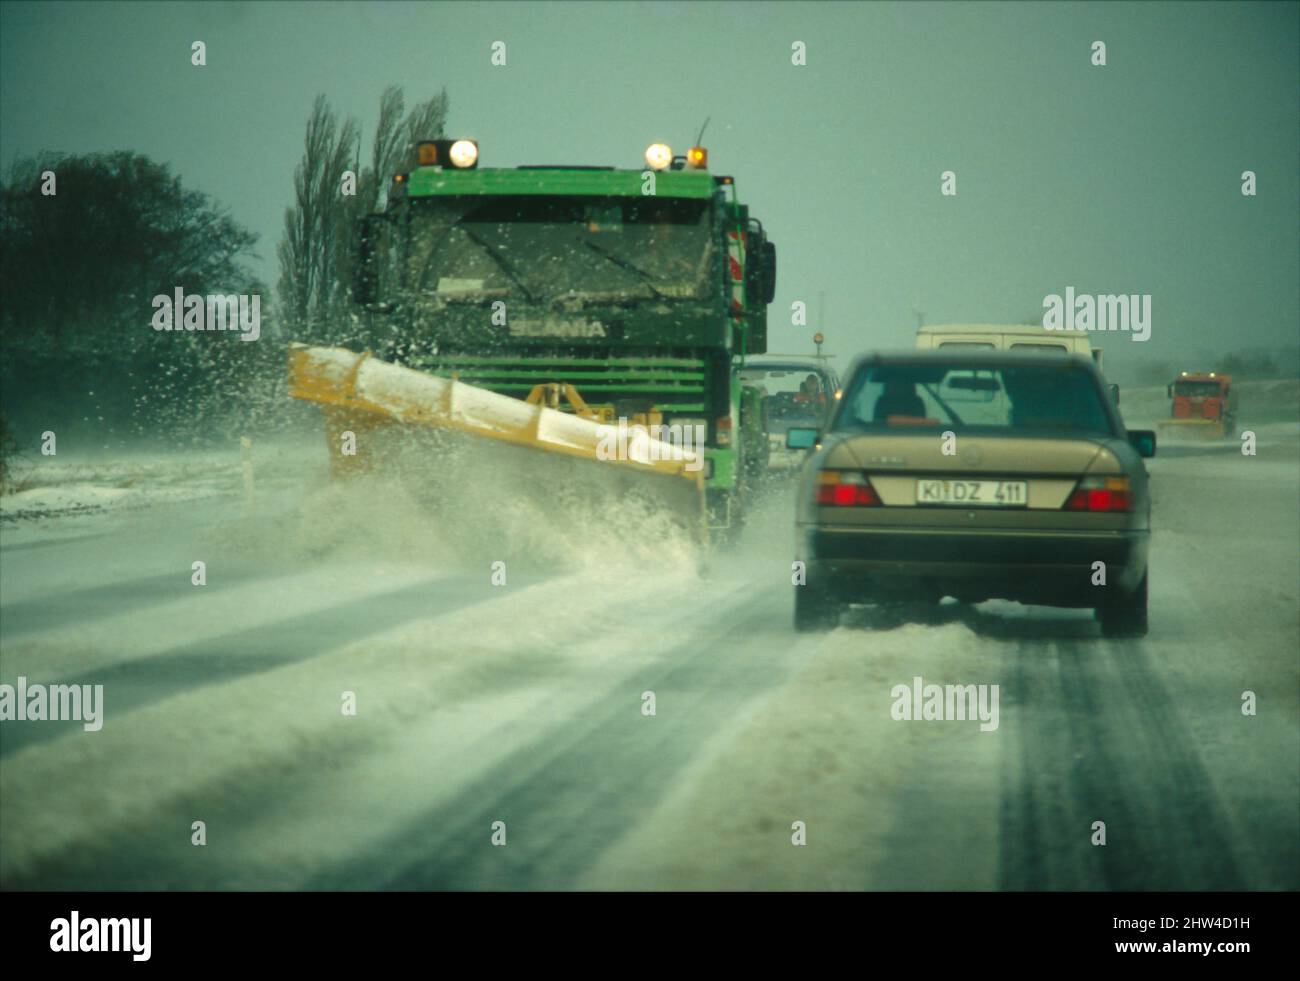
[294,137,778,542]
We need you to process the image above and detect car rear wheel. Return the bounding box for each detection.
[1098,572,1148,638]
[794,582,839,632]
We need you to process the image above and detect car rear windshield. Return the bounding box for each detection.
[835,362,1114,435]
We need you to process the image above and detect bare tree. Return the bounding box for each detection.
[277,87,448,344]
[277,96,356,339]
[402,90,451,172]
[365,86,407,215]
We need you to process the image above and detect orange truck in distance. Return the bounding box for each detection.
[1160,371,1238,439]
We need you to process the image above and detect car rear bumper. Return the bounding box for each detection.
[799,524,1149,605]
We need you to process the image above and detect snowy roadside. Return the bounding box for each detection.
[0,438,327,530]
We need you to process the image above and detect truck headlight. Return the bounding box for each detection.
[449,140,479,168]
[645,143,672,171]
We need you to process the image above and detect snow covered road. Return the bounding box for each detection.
[1,424,1296,890]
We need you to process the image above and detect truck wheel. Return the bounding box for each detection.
[1098,572,1148,638]
[794,582,839,632]
[708,488,746,547]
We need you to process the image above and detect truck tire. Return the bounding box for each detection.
[708,488,747,547]
[794,582,839,632]
[1098,572,1148,638]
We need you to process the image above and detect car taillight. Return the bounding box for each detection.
[1064,476,1133,512]
[815,470,880,506]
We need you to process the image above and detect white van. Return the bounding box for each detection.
[916,324,1117,402]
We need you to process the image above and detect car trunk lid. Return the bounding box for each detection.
[821,432,1117,513]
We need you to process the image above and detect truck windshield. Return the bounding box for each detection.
[1174,381,1223,397]
[836,363,1113,435]
[404,195,715,303]
[739,365,832,425]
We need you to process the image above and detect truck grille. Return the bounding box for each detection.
[405,354,709,413]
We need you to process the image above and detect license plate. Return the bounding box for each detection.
[915,479,1027,506]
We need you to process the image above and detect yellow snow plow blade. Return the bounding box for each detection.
[288,344,707,540]
[1157,418,1227,440]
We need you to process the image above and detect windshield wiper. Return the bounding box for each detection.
[459,227,537,303]
[580,239,667,300]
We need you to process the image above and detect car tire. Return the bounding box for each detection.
[794,582,838,632]
[1098,571,1148,638]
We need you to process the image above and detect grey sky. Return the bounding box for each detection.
[2,0,1296,369]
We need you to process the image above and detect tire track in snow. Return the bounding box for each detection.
[0,568,717,888]
[1,566,294,639]
[0,571,513,758]
[309,586,802,890]
[999,636,1250,889]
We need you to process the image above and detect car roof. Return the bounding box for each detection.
[842,348,1103,378]
[918,323,1093,339]
[746,354,833,363]
[743,358,836,372]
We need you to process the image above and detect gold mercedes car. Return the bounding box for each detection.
[787,350,1156,635]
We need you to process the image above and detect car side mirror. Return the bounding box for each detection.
[787,427,818,449]
[1128,429,1156,458]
